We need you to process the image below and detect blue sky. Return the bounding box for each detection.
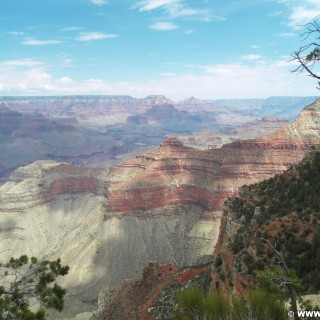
[0,0,320,99]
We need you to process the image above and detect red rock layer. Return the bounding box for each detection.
[95,262,211,320]
[106,99,320,214]
[46,177,99,198]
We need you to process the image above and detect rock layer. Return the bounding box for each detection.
[106,100,320,215]
[93,99,320,319]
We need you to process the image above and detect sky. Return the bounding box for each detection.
[0,0,320,100]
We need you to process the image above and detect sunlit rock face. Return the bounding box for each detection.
[0,99,319,318]
[0,160,220,317]
[106,100,320,215]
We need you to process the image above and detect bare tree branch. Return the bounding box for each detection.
[291,15,320,90]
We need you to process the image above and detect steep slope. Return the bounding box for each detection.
[214,145,320,297]
[0,161,220,318]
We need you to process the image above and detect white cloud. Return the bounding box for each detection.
[61,26,84,31]
[241,54,262,60]
[136,0,176,11]
[149,22,178,30]
[22,39,62,45]
[75,32,118,41]
[134,0,214,21]
[90,0,108,5]
[278,0,320,29]
[276,32,295,37]
[1,59,43,67]
[0,59,318,99]
[288,6,320,29]
[7,31,24,36]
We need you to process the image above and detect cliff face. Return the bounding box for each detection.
[106,100,320,215]
[0,161,220,318]
[213,146,320,299]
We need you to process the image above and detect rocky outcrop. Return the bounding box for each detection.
[93,261,212,320]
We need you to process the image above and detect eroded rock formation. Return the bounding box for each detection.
[94,99,320,319]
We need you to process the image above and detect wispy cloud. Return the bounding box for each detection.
[278,0,320,29]
[149,22,178,30]
[21,39,62,45]
[7,31,24,36]
[136,0,175,11]
[61,26,84,31]
[276,32,295,37]
[241,54,262,60]
[1,59,43,67]
[90,0,108,5]
[288,5,320,29]
[75,32,118,41]
[134,0,215,21]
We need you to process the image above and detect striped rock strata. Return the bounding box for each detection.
[94,101,320,319]
[106,99,320,215]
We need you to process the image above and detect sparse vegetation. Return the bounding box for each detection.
[220,146,320,293]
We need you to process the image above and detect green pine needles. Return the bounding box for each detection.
[0,255,69,320]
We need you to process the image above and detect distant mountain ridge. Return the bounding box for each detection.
[1,95,304,182]
[0,95,317,120]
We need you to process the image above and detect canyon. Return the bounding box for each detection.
[0,95,314,183]
[0,96,319,319]
[94,99,320,319]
